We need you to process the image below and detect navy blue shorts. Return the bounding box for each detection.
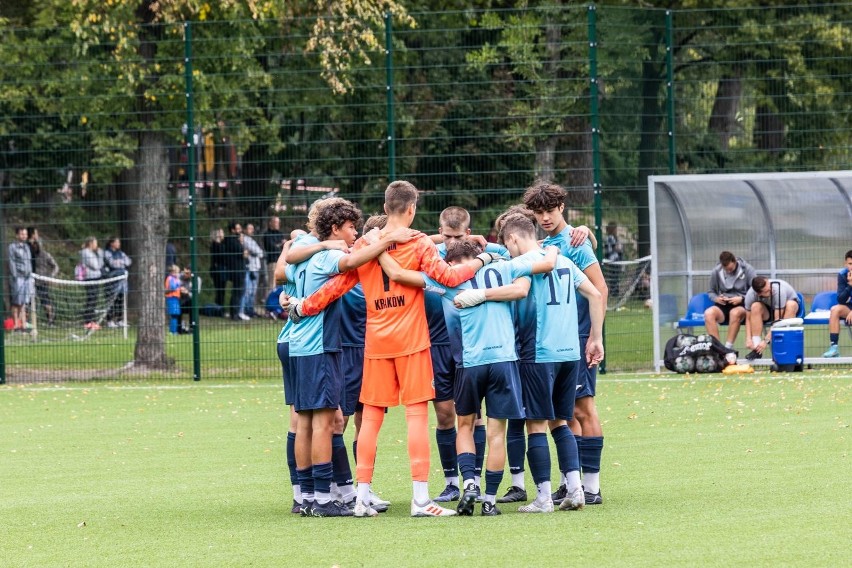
[454,360,524,419]
[520,360,578,421]
[277,341,295,406]
[340,346,364,417]
[431,344,457,403]
[291,352,342,413]
[575,335,597,399]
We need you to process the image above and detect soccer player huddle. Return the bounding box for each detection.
[275,179,608,518]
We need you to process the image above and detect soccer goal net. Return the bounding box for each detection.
[602,255,652,311]
[28,273,128,341]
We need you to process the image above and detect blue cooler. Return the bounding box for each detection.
[771,327,804,370]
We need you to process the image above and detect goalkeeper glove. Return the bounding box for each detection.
[287,298,305,324]
[476,251,502,266]
[453,289,487,309]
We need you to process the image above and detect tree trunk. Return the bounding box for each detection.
[562,115,594,206]
[131,130,172,369]
[708,72,743,152]
[534,137,556,182]
[635,48,666,259]
[754,103,785,155]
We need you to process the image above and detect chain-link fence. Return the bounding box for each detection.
[2,3,850,381]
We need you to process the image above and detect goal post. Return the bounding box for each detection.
[29,273,129,341]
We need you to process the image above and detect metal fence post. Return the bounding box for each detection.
[588,4,607,373]
[385,12,396,181]
[665,10,676,174]
[184,21,202,381]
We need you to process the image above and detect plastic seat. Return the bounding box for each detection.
[676,293,713,332]
[803,291,837,324]
[802,290,851,338]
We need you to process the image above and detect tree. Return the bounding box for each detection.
[0,0,410,369]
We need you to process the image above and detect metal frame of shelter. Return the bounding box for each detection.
[649,170,852,372]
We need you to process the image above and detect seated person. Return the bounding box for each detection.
[744,276,800,356]
[822,250,852,358]
[704,251,756,349]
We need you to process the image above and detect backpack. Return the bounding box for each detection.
[74,263,87,281]
[664,333,737,374]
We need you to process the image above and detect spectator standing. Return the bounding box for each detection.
[239,223,264,319]
[260,215,284,310]
[27,228,58,325]
[165,264,183,334]
[209,228,226,308]
[80,236,104,330]
[165,241,177,270]
[103,237,132,328]
[222,222,246,320]
[179,266,199,333]
[603,221,624,298]
[8,226,33,331]
[703,251,756,348]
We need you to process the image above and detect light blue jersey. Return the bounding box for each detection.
[542,226,598,336]
[514,249,587,363]
[286,247,346,356]
[437,241,510,260]
[423,257,532,367]
[276,233,319,344]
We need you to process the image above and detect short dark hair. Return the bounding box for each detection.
[439,206,470,231]
[845,250,852,261]
[444,238,483,264]
[315,199,362,241]
[498,213,536,245]
[719,251,736,265]
[522,180,566,212]
[495,206,535,236]
[363,214,387,232]
[752,275,768,292]
[385,181,419,214]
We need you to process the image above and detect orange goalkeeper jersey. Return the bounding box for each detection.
[300,234,475,358]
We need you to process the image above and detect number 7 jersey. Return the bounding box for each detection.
[514,249,587,363]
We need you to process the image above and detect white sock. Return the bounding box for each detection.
[293,484,302,503]
[566,470,582,493]
[752,336,762,347]
[357,482,371,504]
[484,494,496,505]
[330,481,340,499]
[315,491,330,505]
[446,476,459,488]
[474,474,481,488]
[413,481,430,504]
[725,341,733,349]
[536,481,551,503]
[511,472,525,489]
[584,472,600,494]
[463,478,476,491]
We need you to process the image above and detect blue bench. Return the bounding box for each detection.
[802,290,852,339]
[676,291,805,333]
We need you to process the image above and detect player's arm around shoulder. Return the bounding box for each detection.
[338,227,421,273]
[378,250,426,288]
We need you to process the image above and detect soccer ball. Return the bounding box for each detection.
[695,355,718,373]
[674,355,695,373]
[676,335,696,348]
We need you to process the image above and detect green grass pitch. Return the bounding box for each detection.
[1,370,848,567]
